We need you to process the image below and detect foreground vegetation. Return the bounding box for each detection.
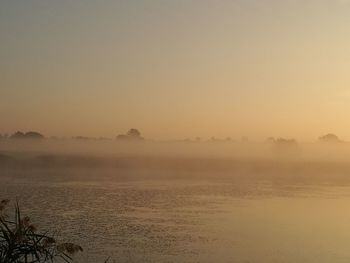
[0,199,83,263]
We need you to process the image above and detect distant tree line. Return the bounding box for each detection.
[0,131,45,140]
[0,130,345,144]
[265,133,342,146]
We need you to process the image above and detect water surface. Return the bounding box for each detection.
[1,166,350,263]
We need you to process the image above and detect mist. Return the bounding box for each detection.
[2,137,350,185]
[3,0,350,261]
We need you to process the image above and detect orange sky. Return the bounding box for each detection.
[1,0,350,141]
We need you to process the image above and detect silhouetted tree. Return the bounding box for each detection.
[127,128,141,138]
[24,131,44,139]
[10,131,44,139]
[10,131,25,139]
[116,129,144,141]
[318,133,341,143]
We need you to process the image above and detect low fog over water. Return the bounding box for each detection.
[3,0,350,262]
[2,138,350,262]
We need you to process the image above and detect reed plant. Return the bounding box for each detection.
[0,199,83,263]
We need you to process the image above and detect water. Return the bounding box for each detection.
[1,168,350,263]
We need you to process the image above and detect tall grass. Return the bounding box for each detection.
[0,199,83,263]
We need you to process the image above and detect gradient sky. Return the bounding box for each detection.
[1,0,350,140]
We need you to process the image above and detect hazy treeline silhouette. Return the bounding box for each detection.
[0,129,345,145]
[0,131,45,140]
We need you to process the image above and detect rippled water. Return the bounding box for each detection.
[1,168,350,263]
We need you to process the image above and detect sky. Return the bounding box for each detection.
[1,0,350,141]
